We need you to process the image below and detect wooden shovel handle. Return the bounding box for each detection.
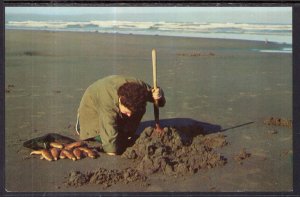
[152,49,162,133]
[152,49,157,89]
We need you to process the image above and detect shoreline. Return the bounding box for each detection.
[5,28,292,46]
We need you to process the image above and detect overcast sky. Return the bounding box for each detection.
[5,7,292,24]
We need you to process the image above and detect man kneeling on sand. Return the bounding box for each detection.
[75,75,166,156]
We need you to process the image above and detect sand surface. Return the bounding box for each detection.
[5,30,292,192]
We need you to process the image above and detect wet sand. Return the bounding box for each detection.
[5,29,292,192]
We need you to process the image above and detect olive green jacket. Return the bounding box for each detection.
[77,75,165,153]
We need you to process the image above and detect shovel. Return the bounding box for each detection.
[152,49,163,133]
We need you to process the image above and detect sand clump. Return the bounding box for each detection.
[177,51,215,57]
[5,84,15,93]
[65,167,146,188]
[263,117,292,128]
[122,126,228,176]
[234,148,251,165]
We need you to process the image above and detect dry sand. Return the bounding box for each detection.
[5,30,292,192]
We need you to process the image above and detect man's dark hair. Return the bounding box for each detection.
[117,82,149,114]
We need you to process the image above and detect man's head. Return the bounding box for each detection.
[117,82,148,117]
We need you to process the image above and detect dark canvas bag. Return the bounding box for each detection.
[23,133,76,150]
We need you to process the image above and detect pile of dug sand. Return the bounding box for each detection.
[65,126,228,188]
[65,167,147,188]
[122,126,228,176]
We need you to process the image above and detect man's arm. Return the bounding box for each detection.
[99,109,119,155]
[152,87,166,107]
[135,79,166,107]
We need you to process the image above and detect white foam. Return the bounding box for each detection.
[6,20,292,32]
[259,50,292,53]
[5,20,292,44]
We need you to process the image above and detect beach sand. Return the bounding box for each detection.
[5,29,292,192]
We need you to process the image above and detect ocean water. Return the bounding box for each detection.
[5,13,292,52]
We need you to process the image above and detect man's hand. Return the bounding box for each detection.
[106,152,116,156]
[152,87,163,100]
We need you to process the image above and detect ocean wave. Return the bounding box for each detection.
[5,20,292,44]
[259,50,292,53]
[252,47,292,53]
[6,20,292,34]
